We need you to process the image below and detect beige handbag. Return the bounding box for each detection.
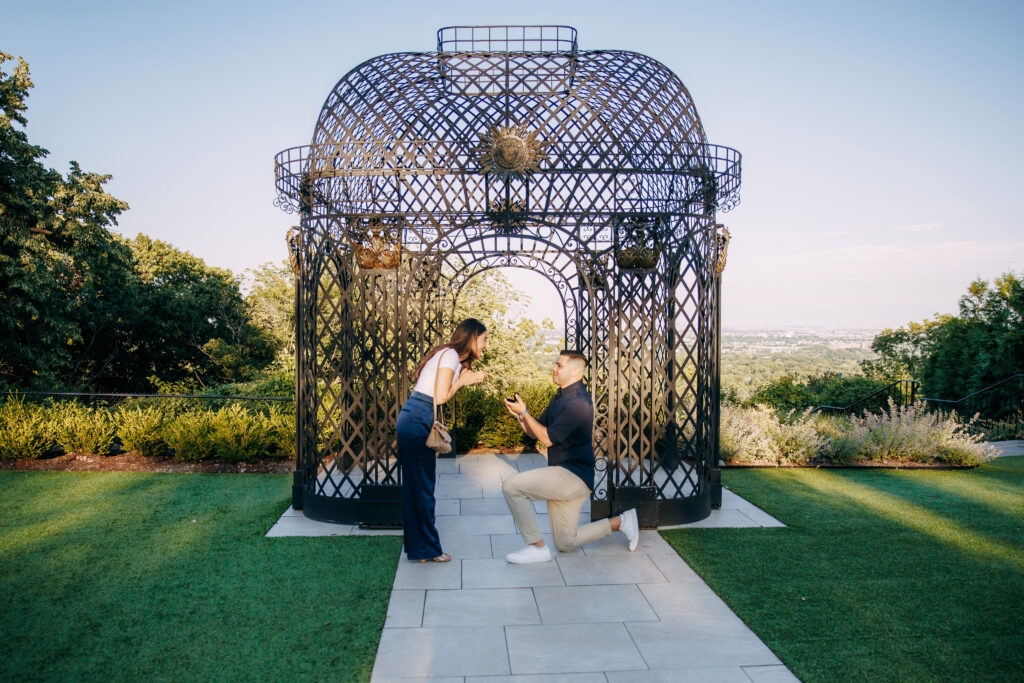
[426,403,452,455]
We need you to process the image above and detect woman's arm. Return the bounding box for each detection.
[433,366,487,404]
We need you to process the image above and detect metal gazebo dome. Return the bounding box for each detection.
[275,26,740,526]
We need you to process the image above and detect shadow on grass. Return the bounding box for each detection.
[0,472,402,682]
[662,462,1024,682]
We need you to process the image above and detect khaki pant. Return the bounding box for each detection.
[502,466,612,552]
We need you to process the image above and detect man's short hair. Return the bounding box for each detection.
[559,349,588,368]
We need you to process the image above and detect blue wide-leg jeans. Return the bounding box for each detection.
[398,391,443,560]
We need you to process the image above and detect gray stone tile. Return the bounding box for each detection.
[437,514,516,536]
[637,582,735,621]
[606,668,752,682]
[490,534,584,559]
[506,623,646,674]
[534,584,658,624]
[265,516,354,537]
[647,548,704,581]
[280,505,304,517]
[459,461,519,477]
[626,620,781,669]
[393,558,462,589]
[372,677,464,683]
[647,553,703,583]
[661,508,761,529]
[435,458,460,473]
[436,498,461,516]
[372,626,509,678]
[460,498,516,516]
[556,554,667,585]
[742,664,801,682]
[581,529,671,555]
[350,525,403,536]
[739,507,786,528]
[719,489,758,510]
[384,589,424,628]
[467,675,606,683]
[436,481,484,499]
[462,558,565,588]
[438,533,494,560]
[423,588,540,626]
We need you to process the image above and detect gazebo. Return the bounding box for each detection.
[274,26,740,526]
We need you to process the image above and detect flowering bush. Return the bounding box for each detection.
[720,399,995,466]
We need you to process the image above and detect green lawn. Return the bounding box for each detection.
[662,457,1024,682]
[0,472,402,682]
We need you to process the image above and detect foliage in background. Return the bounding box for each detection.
[862,271,1023,416]
[747,372,887,413]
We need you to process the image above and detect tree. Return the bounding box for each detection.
[863,272,1024,411]
[244,261,295,362]
[126,234,276,389]
[0,52,132,390]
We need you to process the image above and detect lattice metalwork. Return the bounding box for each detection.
[276,26,741,525]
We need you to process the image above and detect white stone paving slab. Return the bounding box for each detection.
[534,584,658,624]
[373,626,509,678]
[460,498,519,515]
[505,623,647,674]
[605,668,753,682]
[436,514,516,536]
[393,558,462,590]
[580,529,672,555]
[556,554,668,586]
[437,533,493,560]
[626,619,782,670]
[436,498,461,516]
[423,588,540,626]
[743,664,802,682]
[462,558,566,589]
[467,675,607,683]
[383,589,424,628]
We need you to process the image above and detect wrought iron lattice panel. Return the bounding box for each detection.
[277,26,740,525]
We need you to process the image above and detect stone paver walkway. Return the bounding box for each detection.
[267,452,797,682]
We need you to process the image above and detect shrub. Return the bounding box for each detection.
[452,382,557,451]
[0,397,58,459]
[750,372,889,413]
[720,403,821,465]
[849,401,995,465]
[114,406,168,457]
[720,399,996,466]
[162,410,215,461]
[208,404,276,461]
[54,402,116,456]
[267,406,296,458]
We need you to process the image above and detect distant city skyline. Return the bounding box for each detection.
[4,0,1021,330]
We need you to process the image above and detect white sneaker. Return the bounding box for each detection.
[620,508,639,551]
[506,544,553,564]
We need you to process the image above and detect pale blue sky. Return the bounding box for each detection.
[4,0,1022,329]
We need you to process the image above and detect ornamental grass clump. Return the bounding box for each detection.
[54,402,116,456]
[114,405,168,457]
[720,403,822,465]
[850,400,995,466]
[0,397,57,459]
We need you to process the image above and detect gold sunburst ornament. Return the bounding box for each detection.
[475,123,548,178]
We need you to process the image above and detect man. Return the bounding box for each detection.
[501,350,639,563]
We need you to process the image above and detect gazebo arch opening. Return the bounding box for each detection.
[275,26,741,526]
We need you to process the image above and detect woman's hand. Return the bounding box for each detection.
[461,370,488,386]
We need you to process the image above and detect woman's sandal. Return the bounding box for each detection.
[418,552,451,563]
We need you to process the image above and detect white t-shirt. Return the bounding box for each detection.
[412,348,463,398]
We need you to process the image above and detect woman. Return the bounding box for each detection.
[398,318,488,562]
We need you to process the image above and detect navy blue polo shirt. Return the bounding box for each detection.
[536,380,595,490]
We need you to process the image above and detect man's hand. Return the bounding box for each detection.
[503,393,526,416]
